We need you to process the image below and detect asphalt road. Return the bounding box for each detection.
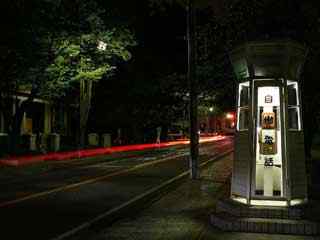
[0,137,233,240]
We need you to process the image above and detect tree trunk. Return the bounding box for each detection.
[79,127,86,147]
[79,79,93,148]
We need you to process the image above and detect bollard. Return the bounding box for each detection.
[102,133,111,147]
[88,133,99,147]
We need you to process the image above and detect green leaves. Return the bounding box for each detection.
[15,0,137,100]
[1,0,137,101]
[74,66,112,82]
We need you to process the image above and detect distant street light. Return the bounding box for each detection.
[226,113,234,119]
[209,107,214,112]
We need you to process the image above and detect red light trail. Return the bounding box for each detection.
[0,136,225,166]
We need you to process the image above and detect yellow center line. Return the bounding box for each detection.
[0,153,187,208]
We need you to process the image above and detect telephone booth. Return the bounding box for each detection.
[230,41,308,207]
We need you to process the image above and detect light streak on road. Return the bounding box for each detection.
[0,136,226,166]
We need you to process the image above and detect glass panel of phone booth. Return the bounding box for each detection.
[255,86,283,197]
[237,82,250,131]
[287,81,301,131]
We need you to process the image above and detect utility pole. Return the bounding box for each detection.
[187,0,199,179]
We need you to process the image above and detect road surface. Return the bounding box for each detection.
[0,137,233,240]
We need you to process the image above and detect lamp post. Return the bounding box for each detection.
[187,0,199,179]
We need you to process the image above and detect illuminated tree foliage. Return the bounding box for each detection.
[1,0,136,151]
[43,0,136,146]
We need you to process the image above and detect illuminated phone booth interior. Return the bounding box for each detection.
[230,41,308,207]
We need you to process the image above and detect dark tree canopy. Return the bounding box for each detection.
[1,0,319,147]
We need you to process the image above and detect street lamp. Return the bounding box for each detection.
[97,40,107,51]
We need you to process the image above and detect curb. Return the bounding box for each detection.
[51,149,234,240]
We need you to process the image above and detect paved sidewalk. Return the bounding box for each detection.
[87,154,318,240]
